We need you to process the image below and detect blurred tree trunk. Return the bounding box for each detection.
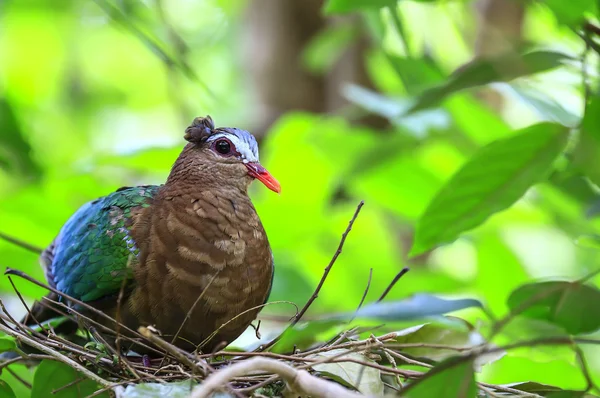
[473,0,525,110]
[242,0,386,136]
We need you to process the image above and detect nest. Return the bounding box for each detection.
[0,201,543,397]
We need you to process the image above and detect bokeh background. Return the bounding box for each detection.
[1,0,600,395]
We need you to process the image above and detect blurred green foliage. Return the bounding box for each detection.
[2,0,600,396]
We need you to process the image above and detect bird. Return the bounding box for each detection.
[21,115,280,355]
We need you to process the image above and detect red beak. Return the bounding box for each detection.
[245,162,281,193]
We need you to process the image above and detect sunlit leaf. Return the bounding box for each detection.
[114,380,200,398]
[405,51,572,114]
[504,83,580,128]
[308,349,384,396]
[349,294,482,321]
[401,358,476,397]
[323,0,398,14]
[31,360,109,398]
[507,281,600,334]
[411,123,568,256]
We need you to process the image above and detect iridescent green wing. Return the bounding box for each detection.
[50,185,160,302]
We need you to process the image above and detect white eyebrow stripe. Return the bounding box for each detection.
[207,132,259,163]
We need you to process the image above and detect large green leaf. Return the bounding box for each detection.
[410,123,569,256]
[348,294,482,321]
[0,380,15,398]
[574,96,600,187]
[543,0,596,26]
[507,281,600,334]
[393,322,504,369]
[401,358,476,397]
[323,0,397,14]
[405,51,572,115]
[31,360,109,398]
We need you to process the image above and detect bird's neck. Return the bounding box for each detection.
[163,145,250,196]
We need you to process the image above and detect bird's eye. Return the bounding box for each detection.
[215,139,231,155]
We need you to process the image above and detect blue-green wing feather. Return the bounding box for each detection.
[50,186,160,302]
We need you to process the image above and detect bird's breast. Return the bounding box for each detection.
[126,189,273,350]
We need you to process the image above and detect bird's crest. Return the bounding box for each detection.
[184,115,216,144]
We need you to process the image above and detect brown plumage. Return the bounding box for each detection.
[24,116,279,354]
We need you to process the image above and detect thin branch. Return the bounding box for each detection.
[7,275,46,333]
[190,357,363,398]
[6,367,32,389]
[574,345,598,392]
[259,201,365,351]
[583,20,600,36]
[355,268,373,312]
[0,322,113,388]
[377,267,410,302]
[138,326,207,376]
[4,268,150,344]
[88,326,142,381]
[0,232,43,254]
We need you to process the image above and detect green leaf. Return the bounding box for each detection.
[31,360,108,398]
[507,281,600,334]
[573,96,600,187]
[0,98,42,180]
[405,51,572,115]
[410,123,568,256]
[323,0,397,14]
[393,322,504,369]
[308,349,384,395]
[348,294,482,321]
[0,380,16,398]
[0,337,17,353]
[387,56,444,95]
[114,380,200,398]
[401,358,476,397]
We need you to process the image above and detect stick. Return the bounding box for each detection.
[0,232,43,254]
[189,357,363,398]
[4,269,149,344]
[138,326,207,376]
[259,201,365,351]
[0,322,113,388]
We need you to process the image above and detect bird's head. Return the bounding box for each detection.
[175,115,281,193]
